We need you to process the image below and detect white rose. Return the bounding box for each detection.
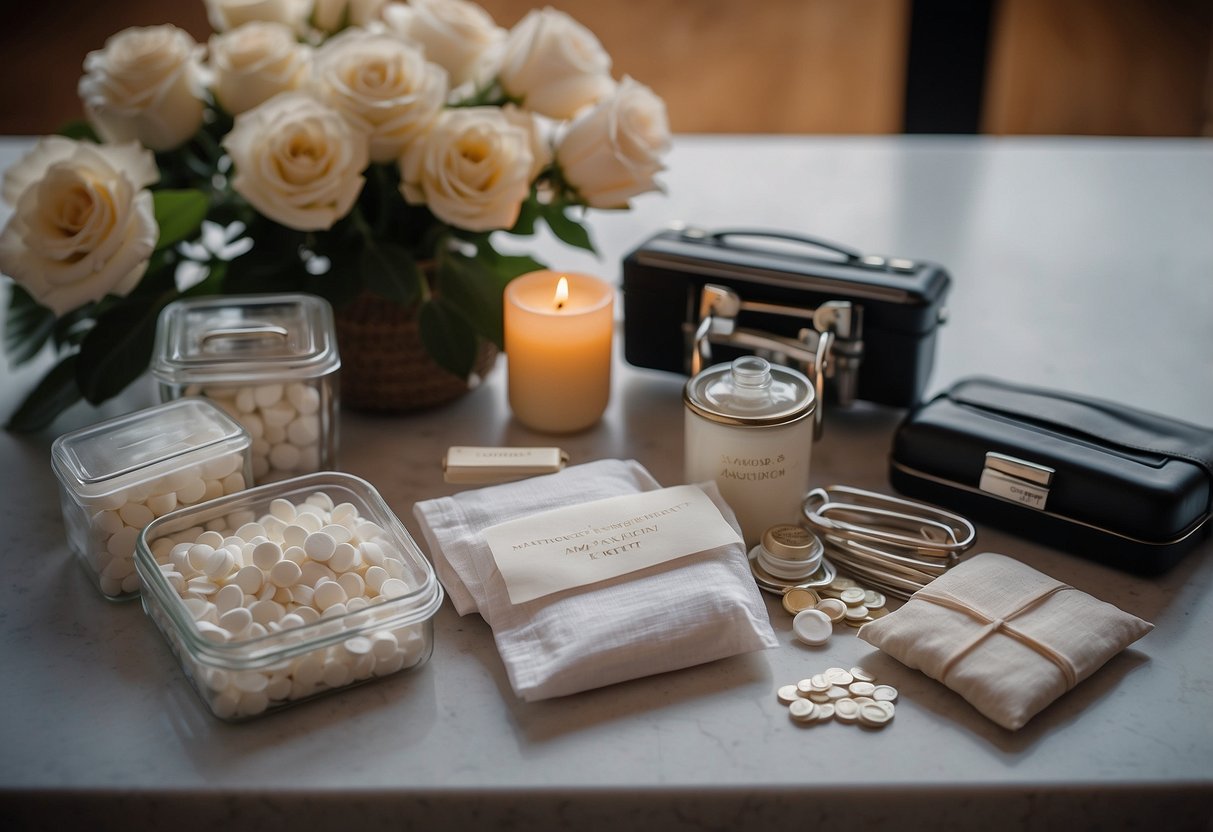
[223,92,369,231]
[0,137,158,316]
[78,25,206,151]
[312,0,390,32]
[497,7,614,119]
[205,0,312,33]
[210,22,311,115]
[501,104,551,182]
[400,107,534,232]
[556,76,670,209]
[382,0,505,87]
[310,29,448,164]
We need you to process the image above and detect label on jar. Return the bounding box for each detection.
[483,485,741,605]
[718,453,788,481]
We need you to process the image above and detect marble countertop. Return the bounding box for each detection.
[0,136,1211,830]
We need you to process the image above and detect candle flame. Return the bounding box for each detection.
[554,276,569,310]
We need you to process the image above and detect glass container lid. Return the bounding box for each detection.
[51,398,247,488]
[151,293,339,384]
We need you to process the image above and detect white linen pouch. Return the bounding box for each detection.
[858,552,1153,730]
[415,459,777,701]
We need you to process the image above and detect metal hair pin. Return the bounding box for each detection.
[802,485,976,599]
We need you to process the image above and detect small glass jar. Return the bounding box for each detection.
[134,472,443,721]
[151,293,340,485]
[51,398,252,601]
[684,356,816,547]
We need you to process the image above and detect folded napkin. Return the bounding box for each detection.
[414,459,777,701]
[859,552,1153,730]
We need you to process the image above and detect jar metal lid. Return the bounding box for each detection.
[151,293,340,385]
[762,523,823,562]
[683,356,815,428]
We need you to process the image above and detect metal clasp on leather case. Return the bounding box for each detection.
[979,452,1054,510]
[689,284,863,439]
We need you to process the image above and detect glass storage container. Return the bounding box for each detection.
[151,293,341,485]
[134,472,444,721]
[51,398,252,601]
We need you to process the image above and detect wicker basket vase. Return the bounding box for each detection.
[333,293,498,412]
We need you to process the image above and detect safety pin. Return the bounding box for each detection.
[803,486,975,556]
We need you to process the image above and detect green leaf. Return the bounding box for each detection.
[3,284,56,365]
[6,353,82,432]
[359,238,420,306]
[509,195,540,236]
[57,120,100,143]
[75,294,168,404]
[435,251,507,348]
[222,226,308,294]
[418,299,478,379]
[475,245,546,282]
[152,190,209,251]
[541,203,596,253]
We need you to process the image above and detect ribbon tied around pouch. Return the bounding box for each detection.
[910,581,1080,691]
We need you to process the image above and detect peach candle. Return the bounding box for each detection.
[504,270,614,433]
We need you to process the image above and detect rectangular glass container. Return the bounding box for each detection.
[151,293,341,485]
[51,398,253,601]
[134,472,443,721]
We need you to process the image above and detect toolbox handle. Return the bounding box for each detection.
[699,228,864,263]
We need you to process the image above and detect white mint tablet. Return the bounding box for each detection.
[119,502,154,529]
[287,383,321,415]
[792,608,833,646]
[253,384,284,409]
[304,531,336,562]
[269,443,302,472]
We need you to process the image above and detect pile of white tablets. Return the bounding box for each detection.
[86,452,247,598]
[777,666,898,728]
[784,576,891,647]
[186,381,325,483]
[147,491,426,719]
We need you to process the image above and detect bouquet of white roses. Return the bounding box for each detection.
[0,0,670,430]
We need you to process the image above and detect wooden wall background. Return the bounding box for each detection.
[1,0,1210,136]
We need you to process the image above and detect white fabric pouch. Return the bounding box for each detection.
[858,552,1153,730]
[414,459,777,701]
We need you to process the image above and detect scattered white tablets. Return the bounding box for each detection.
[778,666,898,729]
[188,382,327,484]
[148,491,427,718]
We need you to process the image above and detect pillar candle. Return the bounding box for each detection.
[504,270,614,433]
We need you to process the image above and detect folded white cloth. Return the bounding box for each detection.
[414,459,777,701]
[859,552,1153,730]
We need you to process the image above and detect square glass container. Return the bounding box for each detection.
[134,472,444,721]
[51,398,253,601]
[151,293,341,485]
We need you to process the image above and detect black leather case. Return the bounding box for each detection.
[621,228,951,407]
[890,378,1213,573]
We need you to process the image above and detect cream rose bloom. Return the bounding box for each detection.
[78,25,206,151]
[210,22,311,115]
[0,137,158,316]
[204,0,312,33]
[556,77,670,209]
[502,104,551,182]
[382,0,505,87]
[497,7,614,120]
[312,0,391,33]
[223,92,369,231]
[310,29,448,164]
[400,107,534,232]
